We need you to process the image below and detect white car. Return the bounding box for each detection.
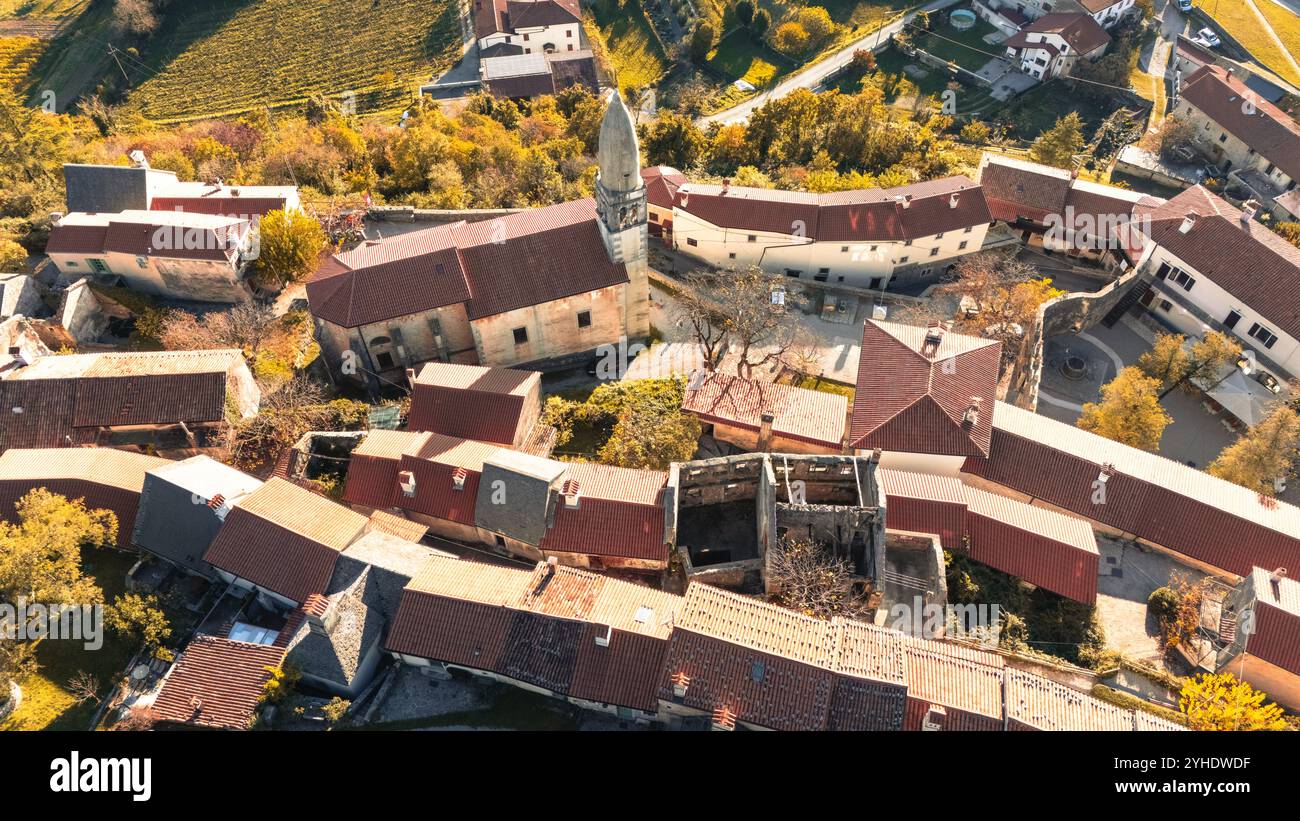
[1194,27,1222,47]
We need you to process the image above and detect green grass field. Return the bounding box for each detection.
[1,549,136,731]
[116,0,462,121]
[587,0,669,90]
[913,17,999,73]
[1201,0,1300,86]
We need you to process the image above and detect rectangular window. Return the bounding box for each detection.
[898,256,909,264]
[649,212,658,222]
[785,269,801,278]
[929,247,940,257]
[841,246,849,253]
[958,240,969,250]
[513,327,528,345]
[1159,299,1173,312]
[747,235,757,242]
[904,239,912,246]
[869,277,883,289]
[87,259,109,274]
[376,352,395,370]
[814,272,829,282]
[577,310,592,328]
[1219,133,1228,143]
[1171,269,1195,291]
[935,232,944,240]
[963,226,973,233]
[728,252,736,259]
[1248,323,1278,349]
[1224,310,1242,330]
[686,238,698,246]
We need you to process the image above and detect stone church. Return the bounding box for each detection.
[308,91,650,390]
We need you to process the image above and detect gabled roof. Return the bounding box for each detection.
[0,447,169,492]
[506,0,580,29]
[47,210,247,263]
[152,636,286,729]
[538,462,668,561]
[407,361,539,446]
[850,321,1000,455]
[1005,668,1134,730]
[963,400,1300,578]
[386,557,680,711]
[308,199,629,328]
[674,176,992,243]
[1142,185,1300,340]
[1180,64,1300,181]
[681,371,848,448]
[901,635,1006,727]
[1003,13,1111,55]
[641,166,688,209]
[202,478,369,603]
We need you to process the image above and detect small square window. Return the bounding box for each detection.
[728,252,736,259]
[747,234,757,242]
[929,247,939,257]
[899,256,909,264]
[577,310,592,329]
[958,241,968,250]
[513,327,528,345]
[935,232,944,240]
[841,246,849,253]
[964,226,973,233]
[686,238,698,247]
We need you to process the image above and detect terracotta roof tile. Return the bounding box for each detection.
[407,362,538,445]
[850,321,1000,455]
[682,372,848,448]
[152,636,285,729]
[1005,668,1133,730]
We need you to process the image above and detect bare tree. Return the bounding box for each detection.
[767,536,873,621]
[675,265,814,379]
[159,302,278,358]
[67,671,100,705]
[932,252,1063,356]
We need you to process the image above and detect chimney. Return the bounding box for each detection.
[1240,199,1258,226]
[949,192,960,209]
[1271,567,1288,584]
[594,624,612,647]
[710,705,737,731]
[451,467,467,491]
[963,397,983,427]
[898,194,912,209]
[757,411,775,452]
[128,149,149,169]
[545,556,558,576]
[406,368,417,384]
[49,211,64,225]
[398,470,416,497]
[921,320,946,357]
[561,478,581,508]
[1179,214,1197,234]
[230,188,240,197]
[922,704,947,731]
[671,671,690,699]
[721,178,731,195]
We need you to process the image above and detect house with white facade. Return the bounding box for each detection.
[983,0,1134,29]
[1002,12,1111,81]
[1134,186,1300,381]
[45,210,256,303]
[668,176,993,291]
[473,0,583,56]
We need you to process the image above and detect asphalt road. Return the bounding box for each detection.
[697,0,961,127]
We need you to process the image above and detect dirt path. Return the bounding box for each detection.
[0,18,66,37]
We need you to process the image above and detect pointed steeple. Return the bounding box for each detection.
[596,90,643,195]
[595,89,647,267]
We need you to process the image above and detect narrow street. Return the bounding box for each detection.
[697,0,961,126]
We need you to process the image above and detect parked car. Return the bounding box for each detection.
[1177,0,1192,11]
[1194,27,1222,47]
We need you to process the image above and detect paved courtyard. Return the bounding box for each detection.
[1038,317,1235,467]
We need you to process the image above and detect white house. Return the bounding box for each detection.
[1136,186,1300,381]
[45,210,256,303]
[473,0,583,55]
[1002,13,1111,81]
[668,176,993,291]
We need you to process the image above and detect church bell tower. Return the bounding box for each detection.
[594,89,650,340]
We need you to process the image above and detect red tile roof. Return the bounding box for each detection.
[641,166,688,209]
[386,558,679,711]
[1004,13,1110,55]
[964,401,1300,579]
[47,211,247,263]
[1142,186,1300,341]
[1005,668,1133,730]
[308,199,629,328]
[674,176,991,243]
[877,468,967,549]
[901,636,1005,730]
[682,371,848,448]
[539,462,668,561]
[978,154,1072,223]
[1180,64,1300,182]
[850,321,1000,455]
[963,485,1100,604]
[407,362,538,445]
[202,478,369,603]
[506,0,580,28]
[152,636,286,729]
